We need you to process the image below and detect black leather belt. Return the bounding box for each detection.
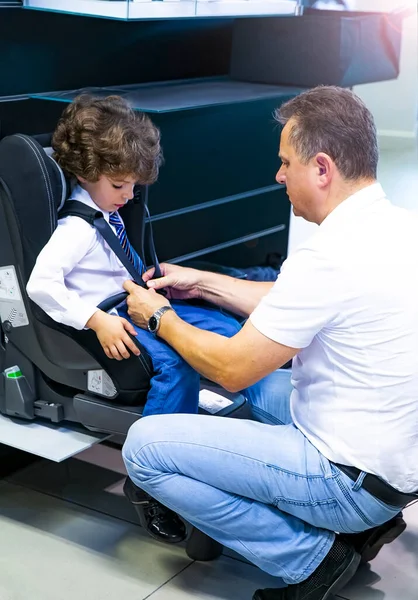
[334,464,418,508]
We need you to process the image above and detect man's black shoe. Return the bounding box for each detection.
[343,513,406,564]
[252,538,360,600]
[123,477,187,544]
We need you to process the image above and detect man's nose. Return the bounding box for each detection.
[276,168,286,186]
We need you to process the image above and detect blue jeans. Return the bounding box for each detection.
[118,301,241,416]
[122,369,400,584]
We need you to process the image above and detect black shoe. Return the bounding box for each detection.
[252,538,360,600]
[123,478,187,544]
[343,513,406,564]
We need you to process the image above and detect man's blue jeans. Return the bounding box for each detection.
[122,369,400,584]
[118,301,241,416]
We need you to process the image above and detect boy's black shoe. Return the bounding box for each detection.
[343,513,406,563]
[123,477,187,544]
[252,538,360,600]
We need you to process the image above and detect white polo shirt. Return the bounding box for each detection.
[250,183,418,493]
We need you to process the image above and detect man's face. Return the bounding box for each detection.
[81,174,137,213]
[275,120,320,222]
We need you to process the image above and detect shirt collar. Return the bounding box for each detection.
[320,182,388,230]
[71,184,111,223]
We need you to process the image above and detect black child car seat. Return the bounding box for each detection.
[0,133,246,435]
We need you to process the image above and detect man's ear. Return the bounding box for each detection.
[316,153,332,179]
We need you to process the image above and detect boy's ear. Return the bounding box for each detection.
[77,175,88,185]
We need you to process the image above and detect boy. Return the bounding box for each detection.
[27,94,241,541]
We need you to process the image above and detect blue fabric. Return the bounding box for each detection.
[117,300,241,416]
[241,265,279,281]
[183,260,280,282]
[122,369,400,583]
[109,211,144,276]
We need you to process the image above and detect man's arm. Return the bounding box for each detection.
[124,283,298,391]
[155,311,296,392]
[197,271,274,318]
[144,263,274,318]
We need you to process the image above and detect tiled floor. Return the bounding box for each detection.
[0,477,284,600]
[1,145,417,600]
[1,460,418,600]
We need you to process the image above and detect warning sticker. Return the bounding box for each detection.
[87,370,117,398]
[0,265,29,328]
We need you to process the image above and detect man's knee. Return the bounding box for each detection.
[122,414,164,467]
[123,412,202,478]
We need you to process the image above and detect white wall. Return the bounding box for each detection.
[352,0,418,148]
[287,0,418,254]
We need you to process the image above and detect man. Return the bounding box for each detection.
[121,86,418,600]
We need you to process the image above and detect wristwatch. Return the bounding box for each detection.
[147,306,174,334]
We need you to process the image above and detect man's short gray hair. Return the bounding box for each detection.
[275,86,378,181]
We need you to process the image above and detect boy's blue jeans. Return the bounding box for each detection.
[117,301,241,416]
[122,369,400,584]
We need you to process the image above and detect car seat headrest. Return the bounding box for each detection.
[44,148,69,211]
[0,134,72,279]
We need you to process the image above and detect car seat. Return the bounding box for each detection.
[0,133,247,435]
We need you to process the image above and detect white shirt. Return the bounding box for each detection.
[27,185,131,330]
[250,183,418,492]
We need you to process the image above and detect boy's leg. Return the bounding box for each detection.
[121,300,240,415]
[172,300,241,338]
[118,304,200,416]
[117,303,197,542]
[172,301,294,423]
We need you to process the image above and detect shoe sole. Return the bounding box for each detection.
[322,551,361,600]
[360,518,406,563]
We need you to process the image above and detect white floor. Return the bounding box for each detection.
[1,457,418,600]
[1,145,417,600]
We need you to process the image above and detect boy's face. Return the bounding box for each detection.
[79,174,137,213]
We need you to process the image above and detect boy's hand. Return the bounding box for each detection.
[123,283,172,330]
[86,310,140,360]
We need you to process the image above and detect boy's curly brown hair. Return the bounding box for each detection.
[52,94,162,185]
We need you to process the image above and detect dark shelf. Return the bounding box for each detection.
[32,77,307,114]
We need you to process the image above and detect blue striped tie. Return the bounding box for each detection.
[109,211,144,276]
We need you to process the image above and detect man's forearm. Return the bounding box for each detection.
[198,271,274,317]
[156,308,296,393]
[158,310,238,389]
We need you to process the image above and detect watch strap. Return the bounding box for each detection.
[148,305,174,333]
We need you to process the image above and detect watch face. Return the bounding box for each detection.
[148,315,158,332]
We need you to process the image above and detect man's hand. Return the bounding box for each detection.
[143,262,273,319]
[123,281,172,330]
[86,310,140,360]
[143,263,203,301]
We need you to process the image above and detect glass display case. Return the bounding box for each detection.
[22,0,415,24]
[31,78,306,113]
[23,0,301,21]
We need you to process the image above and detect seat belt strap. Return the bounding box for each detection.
[59,200,147,289]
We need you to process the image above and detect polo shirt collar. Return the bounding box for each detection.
[320,182,387,229]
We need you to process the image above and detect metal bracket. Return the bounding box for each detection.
[34,400,65,423]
